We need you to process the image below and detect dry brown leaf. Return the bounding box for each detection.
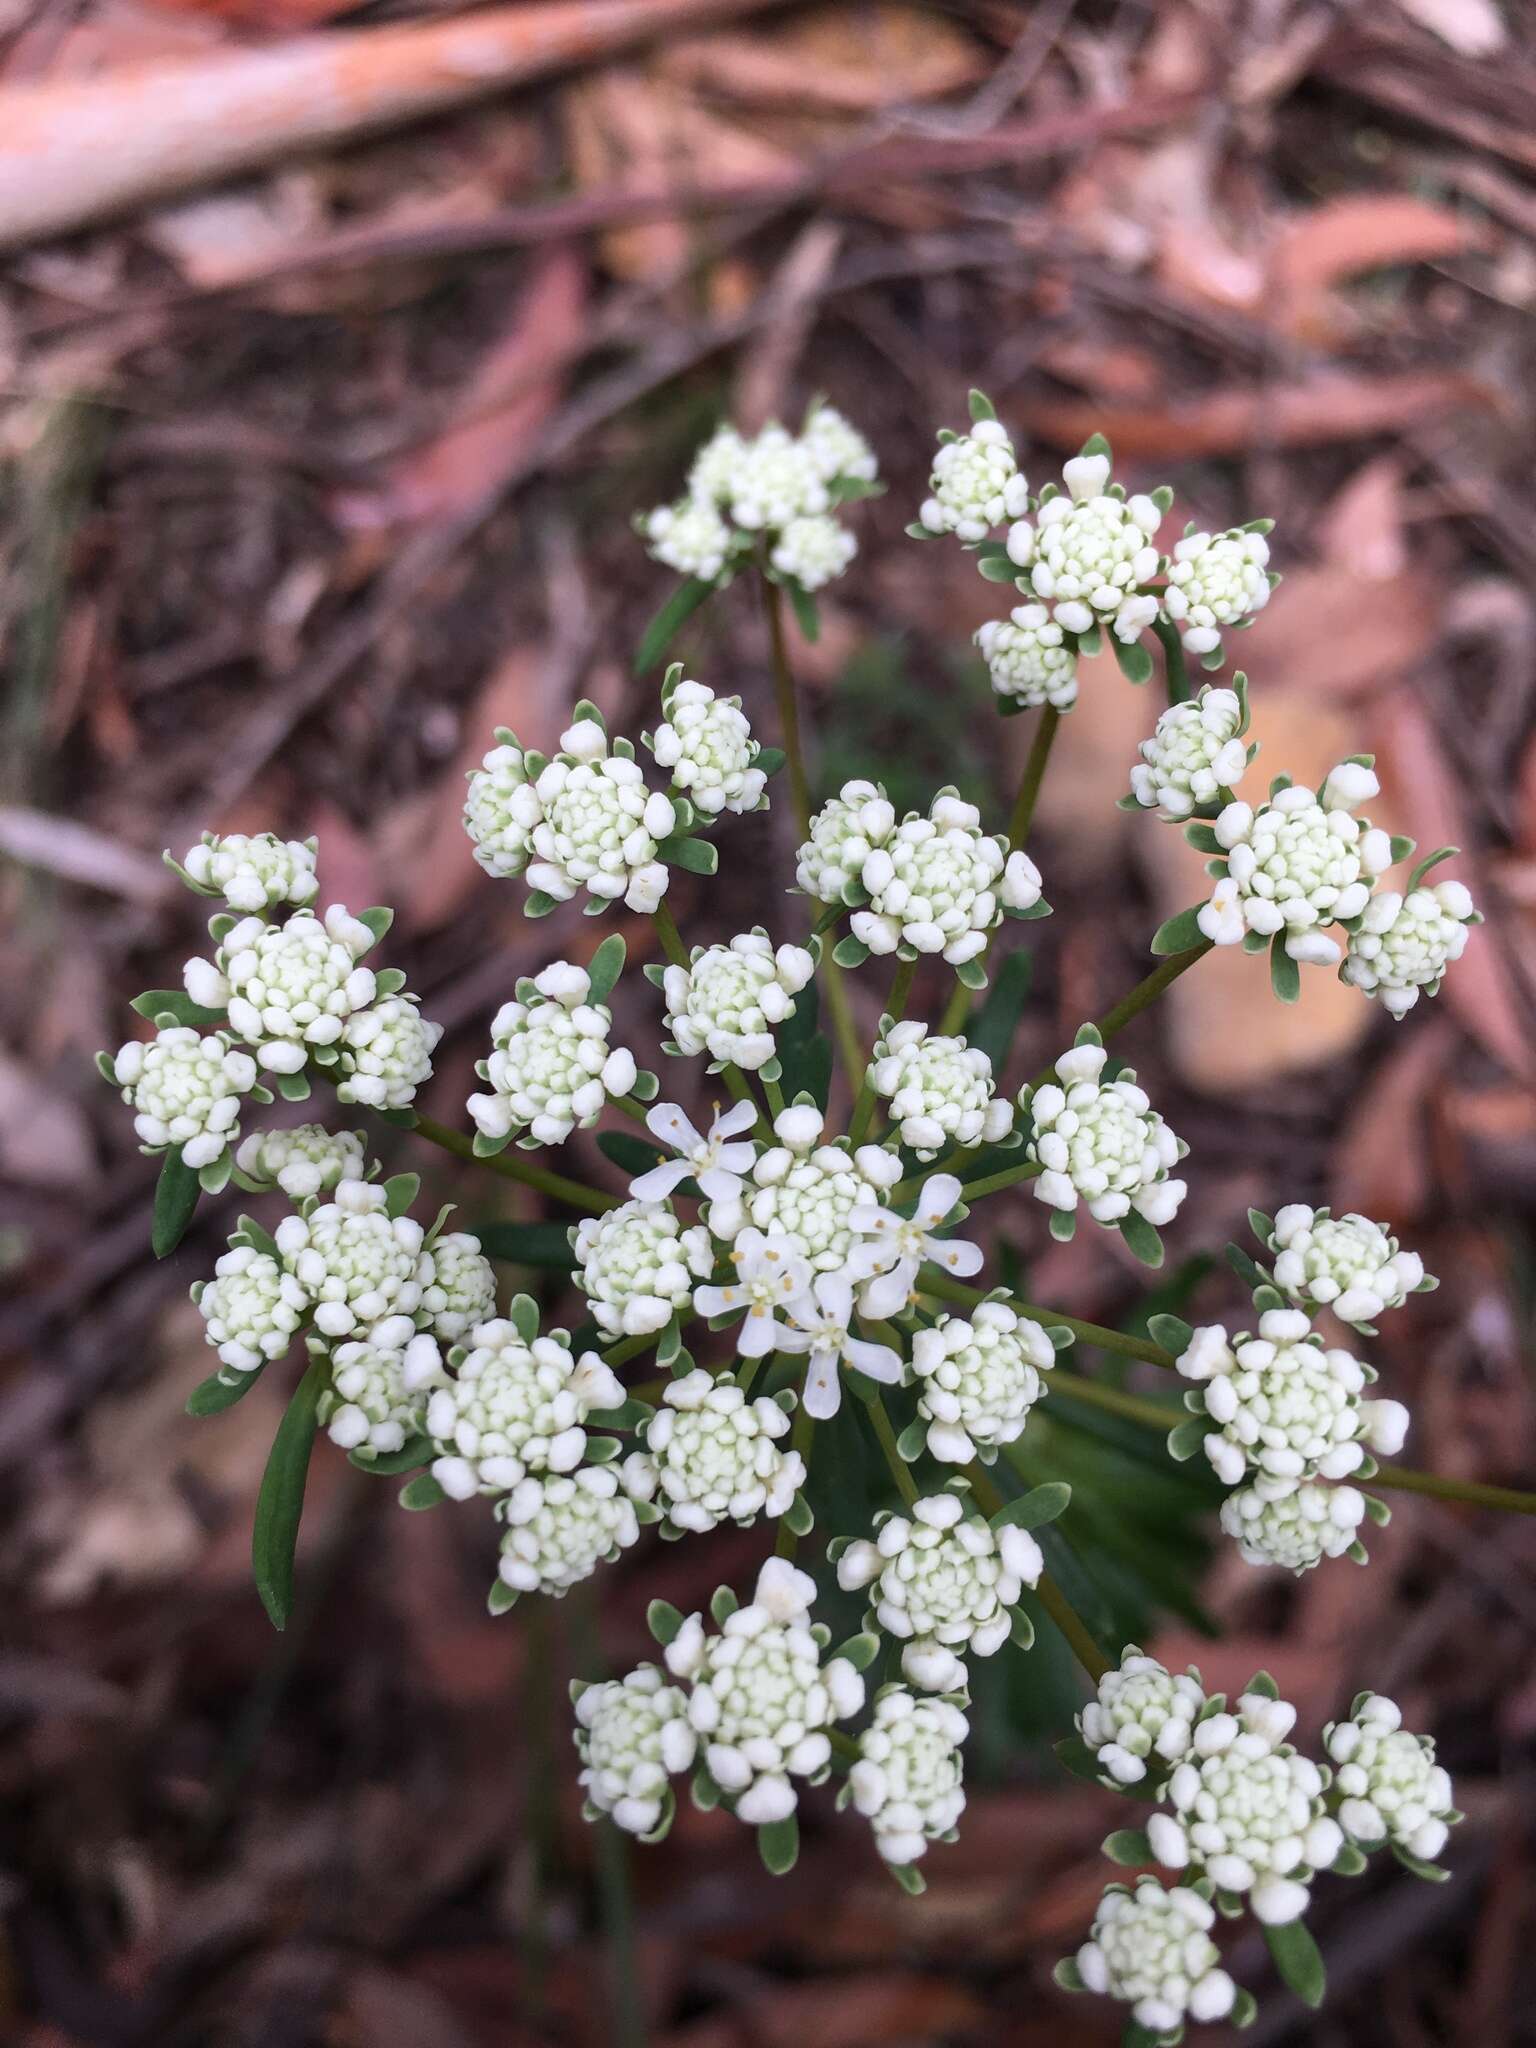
[1267,193,1492,343]
[1393,0,1506,56]
[1330,1019,1453,1222]
[1021,372,1501,458]
[0,1050,96,1190]
[657,4,985,114]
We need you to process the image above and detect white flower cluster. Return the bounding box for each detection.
[194,1241,309,1374]
[1263,1203,1428,1328]
[848,1689,968,1866]
[1004,451,1163,645]
[646,676,767,817]
[1343,876,1477,1016]
[838,1492,1042,1695]
[107,1027,256,1171]
[1198,762,1389,965]
[320,1322,445,1458]
[909,1302,1054,1464]
[1077,1644,1203,1787]
[463,734,537,880]
[573,1666,696,1838]
[920,417,1028,541]
[1323,1693,1458,1864]
[1220,1475,1368,1574]
[664,1558,865,1826]
[274,1179,426,1340]
[426,1317,625,1499]
[974,603,1079,710]
[235,1123,368,1202]
[174,831,318,913]
[1072,1879,1236,2034]
[1162,526,1273,656]
[528,716,677,915]
[647,1369,804,1533]
[869,1021,1011,1159]
[1146,1691,1342,1925]
[797,785,1043,967]
[1021,1040,1186,1231]
[419,1230,498,1341]
[709,1105,901,1274]
[572,1199,713,1338]
[498,1461,654,1598]
[468,961,638,1148]
[1176,1310,1407,1489]
[641,403,874,589]
[202,905,380,1075]
[662,931,815,1071]
[1128,684,1250,820]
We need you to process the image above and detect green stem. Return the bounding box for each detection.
[612,1095,651,1124]
[863,1389,920,1508]
[409,1112,615,1214]
[775,1401,817,1557]
[1368,1464,1536,1517]
[918,1267,1173,1368]
[1154,617,1192,706]
[939,704,1061,1036]
[963,1461,1109,1682]
[957,1160,1041,1203]
[604,1331,659,1371]
[762,1072,786,1117]
[848,955,915,1146]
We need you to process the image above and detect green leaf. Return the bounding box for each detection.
[1332,1841,1369,1876]
[151,1152,201,1259]
[1102,1827,1153,1866]
[470,1220,577,1269]
[131,989,225,1028]
[954,955,988,991]
[399,1473,445,1511]
[896,1417,928,1462]
[832,934,869,969]
[197,1151,233,1195]
[1118,1211,1165,1268]
[508,1293,539,1343]
[1147,1313,1193,1353]
[1052,1957,1085,1993]
[656,834,719,876]
[977,553,1020,584]
[1269,933,1301,1005]
[1166,1416,1209,1462]
[350,1433,431,1475]
[1112,637,1155,685]
[586,932,626,1004]
[1150,904,1207,956]
[1184,821,1223,853]
[990,1481,1071,1532]
[1263,1919,1326,2008]
[357,906,394,944]
[784,1492,815,1536]
[251,1360,324,1629]
[1391,1843,1450,1883]
[1008,1606,1036,1650]
[1079,431,1111,459]
[275,1068,311,1101]
[636,576,714,675]
[967,387,997,422]
[1245,1668,1279,1698]
[1052,1734,1101,1786]
[487,1579,518,1614]
[786,582,820,642]
[647,1599,685,1645]
[710,1585,739,1627]
[1049,1207,1077,1243]
[1407,844,1458,891]
[969,947,1033,1071]
[187,1369,260,1416]
[758,1813,799,1874]
[891,1862,926,1896]
[833,1632,881,1672]
[691,1765,722,1812]
[383,1172,419,1218]
[1225,1241,1269,1295]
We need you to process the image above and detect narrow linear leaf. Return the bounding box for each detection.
[636,576,714,675]
[991,1481,1072,1532]
[786,582,820,643]
[471,1220,577,1269]
[1150,904,1207,956]
[1263,1918,1326,2008]
[152,1152,201,1259]
[187,1369,260,1416]
[251,1361,325,1630]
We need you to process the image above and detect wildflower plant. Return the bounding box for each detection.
[102,391,1515,2038]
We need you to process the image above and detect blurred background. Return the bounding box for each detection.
[3,0,1536,2041]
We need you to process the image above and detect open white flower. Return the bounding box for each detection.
[1343,877,1477,1016]
[837,1492,1041,1694]
[920,419,1028,541]
[774,1271,904,1419]
[664,1557,864,1828]
[1198,765,1391,963]
[869,1021,1011,1160]
[193,1242,310,1373]
[497,1460,654,1598]
[526,717,676,915]
[1072,1878,1237,2033]
[849,1689,968,1866]
[710,1105,902,1274]
[177,830,319,913]
[1021,1041,1186,1228]
[910,1302,1054,1464]
[692,1228,809,1358]
[1129,684,1249,820]
[1176,1310,1408,1487]
[235,1123,368,1203]
[1161,526,1272,656]
[572,1200,714,1339]
[1077,1646,1205,1787]
[1264,1203,1427,1327]
[574,1665,697,1838]
[1220,1475,1368,1573]
[631,1099,759,1206]
[974,603,1079,710]
[468,961,637,1148]
[321,1324,445,1458]
[1147,1695,1343,1924]
[849,1172,983,1320]
[274,1178,425,1341]
[426,1318,624,1500]
[1323,1693,1458,1865]
[662,931,815,1072]
[107,1026,256,1170]
[646,677,767,817]
[647,1368,805,1533]
[851,791,1037,966]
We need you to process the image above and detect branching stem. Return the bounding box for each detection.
[848,955,914,1146]
[409,1112,616,1213]
[963,1461,1109,1682]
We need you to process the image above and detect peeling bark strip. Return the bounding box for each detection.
[0,0,787,253]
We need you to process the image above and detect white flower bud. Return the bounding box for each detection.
[647,1369,805,1534]
[235,1123,368,1203]
[1129,685,1249,819]
[108,1025,256,1170]
[177,831,319,912]
[498,1465,648,1596]
[572,1200,713,1339]
[846,1493,1039,1693]
[921,422,1027,541]
[574,1665,696,1837]
[1021,1044,1186,1230]
[336,993,441,1111]
[194,1242,310,1373]
[646,678,767,816]
[1161,527,1271,657]
[851,1688,968,1864]
[663,929,813,1071]
[974,604,1078,710]
[1343,879,1478,1017]
[468,964,640,1146]
[910,1303,1053,1464]
[321,1331,445,1457]
[1077,1646,1206,1785]
[418,1231,496,1342]
[1324,1693,1458,1863]
[795,779,896,903]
